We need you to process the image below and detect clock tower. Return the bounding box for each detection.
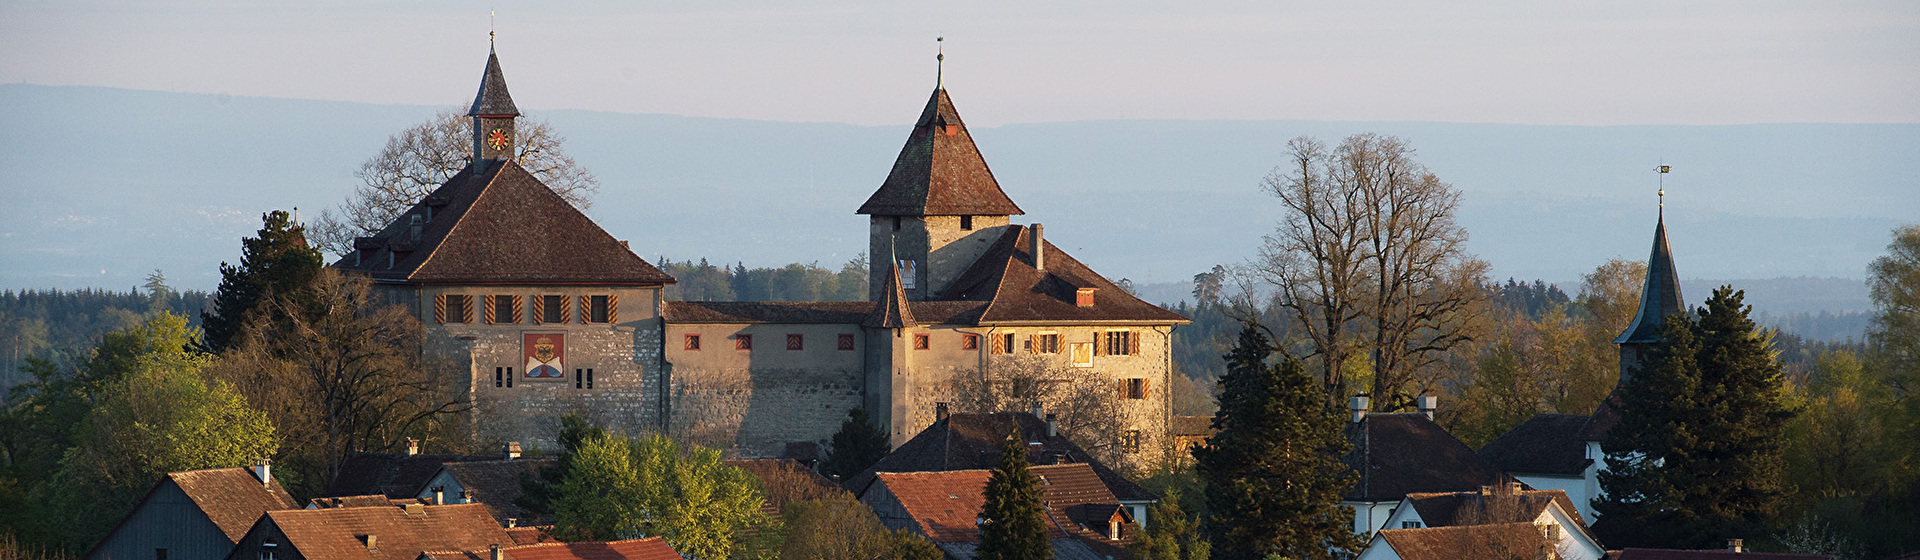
[469,46,520,166]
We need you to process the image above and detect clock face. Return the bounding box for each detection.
[487,128,510,151]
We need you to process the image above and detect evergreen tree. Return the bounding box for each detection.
[820,408,890,480]
[1195,324,1360,560]
[1129,488,1210,560]
[201,210,323,353]
[978,433,1051,560]
[1595,287,1795,548]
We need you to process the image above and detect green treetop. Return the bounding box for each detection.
[202,210,323,353]
[978,433,1052,560]
[551,433,765,558]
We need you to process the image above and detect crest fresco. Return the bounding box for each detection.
[524,333,566,378]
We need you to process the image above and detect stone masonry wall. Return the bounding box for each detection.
[663,322,866,457]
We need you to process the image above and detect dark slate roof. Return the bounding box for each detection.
[856,88,1023,216]
[1344,413,1509,503]
[247,504,508,560]
[1616,214,1685,344]
[330,160,674,285]
[847,412,1156,503]
[325,452,494,499]
[469,50,520,117]
[662,300,987,325]
[1478,414,1592,476]
[940,225,1189,325]
[864,264,917,328]
[434,459,552,525]
[1612,549,1832,560]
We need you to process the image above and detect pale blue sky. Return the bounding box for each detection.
[3,1,1916,126]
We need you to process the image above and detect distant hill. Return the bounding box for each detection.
[2,84,1914,316]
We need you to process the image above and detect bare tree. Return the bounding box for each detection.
[948,354,1127,466]
[1255,134,1488,410]
[310,109,599,256]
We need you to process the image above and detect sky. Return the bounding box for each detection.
[3,0,1917,127]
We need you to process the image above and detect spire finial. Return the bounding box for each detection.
[1655,164,1671,215]
[936,36,945,89]
[489,10,496,49]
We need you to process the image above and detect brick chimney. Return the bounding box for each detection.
[490,544,504,560]
[1030,224,1045,271]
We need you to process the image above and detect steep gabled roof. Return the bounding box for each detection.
[432,459,552,525]
[1344,413,1509,503]
[856,88,1023,216]
[469,50,520,117]
[168,468,301,541]
[940,226,1188,325]
[1403,488,1587,529]
[1478,413,1592,476]
[1616,214,1685,344]
[330,160,674,285]
[326,452,495,499]
[252,504,509,560]
[848,412,1156,503]
[1372,522,1552,560]
[421,539,682,560]
[874,463,1129,546]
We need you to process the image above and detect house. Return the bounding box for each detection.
[328,45,1188,465]
[85,464,298,560]
[325,441,496,499]
[1355,522,1564,560]
[845,412,1158,526]
[1169,415,1214,465]
[417,539,681,560]
[1375,484,1605,560]
[1343,397,1511,537]
[859,463,1136,560]
[1481,206,1687,521]
[309,496,428,510]
[1609,541,1831,560]
[412,459,553,526]
[223,503,508,560]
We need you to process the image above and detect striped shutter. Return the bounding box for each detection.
[1028,334,1038,354]
[483,295,496,324]
[578,296,589,324]
[990,334,1003,354]
[511,295,524,323]
[607,294,618,323]
[1093,331,1104,356]
[434,295,446,324]
[460,296,473,323]
[1131,331,1141,355]
[559,296,571,324]
[530,295,544,324]
[1142,378,1152,398]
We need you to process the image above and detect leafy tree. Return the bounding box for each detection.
[1595,287,1795,548]
[1195,324,1359,560]
[311,109,598,256]
[50,313,277,546]
[778,495,940,560]
[517,414,607,523]
[551,433,766,558]
[820,408,890,480]
[977,433,1051,560]
[1450,337,1545,448]
[1129,488,1210,560]
[200,210,322,353]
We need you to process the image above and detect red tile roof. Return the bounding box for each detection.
[857,87,1024,217]
[168,468,301,541]
[1613,549,1831,560]
[939,225,1189,325]
[1375,522,1555,560]
[422,539,681,560]
[848,412,1156,504]
[873,463,1132,546]
[254,503,509,560]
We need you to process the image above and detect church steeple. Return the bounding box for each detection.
[1614,205,1686,381]
[468,46,521,166]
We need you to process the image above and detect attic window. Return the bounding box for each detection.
[892,216,902,231]
[1076,288,1097,307]
[943,124,959,136]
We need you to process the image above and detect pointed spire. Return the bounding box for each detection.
[469,48,519,117]
[865,262,917,329]
[855,86,1023,216]
[1615,210,1686,345]
[936,36,945,90]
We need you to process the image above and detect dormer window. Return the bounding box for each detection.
[1076,287,1097,307]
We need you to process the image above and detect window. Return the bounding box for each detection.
[156,549,167,560]
[735,334,752,350]
[1001,333,1016,354]
[1031,333,1059,354]
[960,215,973,230]
[787,334,804,351]
[892,216,902,231]
[1070,342,1093,368]
[495,367,504,388]
[539,295,566,323]
[575,369,584,389]
[1120,430,1142,453]
[1105,331,1135,355]
[587,295,612,323]
[1122,378,1148,400]
[1402,521,1424,529]
[838,333,855,350]
[438,295,472,323]
[913,334,930,350]
[506,367,514,388]
[685,334,702,350]
[899,260,918,290]
[490,295,519,324]
[586,368,594,389]
[962,334,978,350]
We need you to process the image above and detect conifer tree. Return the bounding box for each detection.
[1595,287,1795,548]
[1196,324,1361,560]
[201,210,323,353]
[978,433,1051,560]
[821,408,891,480]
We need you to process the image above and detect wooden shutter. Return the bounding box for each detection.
[578,295,589,324]
[1118,380,1130,399]
[511,295,524,323]
[1028,334,1038,354]
[607,294,618,323]
[1131,331,1141,355]
[991,334,1004,353]
[483,295,496,324]
[1093,331,1104,356]
[1141,378,1152,398]
[434,294,446,324]
[559,296,571,324]
[460,296,473,323]
[530,295,544,324]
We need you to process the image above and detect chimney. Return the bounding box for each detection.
[1417,395,1437,420]
[460,489,473,504]
[432,486,444,505]
[250,459,272,486]
[1045,414,1058,438]
[504,441,522,460]
[405,438,420,456]
[935,402,950,422]
[403,502,425,515]
[490,544,504,560]
[1349,395,1370,423]
[1030,224,1045,271]
[1031,401,1044,419]
[506,518,518,528]
[1727,539,1743,553]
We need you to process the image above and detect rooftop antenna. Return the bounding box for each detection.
[936,36,945,89]
[1654,163,1672,216]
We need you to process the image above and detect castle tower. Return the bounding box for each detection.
[469,46,520,166]
[1613,208,1685,382]
[856,85,1024,301]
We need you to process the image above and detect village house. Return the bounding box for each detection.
[859,463,1135,560]
[84,465,298,560]
[417,539,683,560]
[1355,522,1566,560]
[411,458,552,526]
[223,503,509,560]
[1375,484,1605,560]
[1342,396,1511,537]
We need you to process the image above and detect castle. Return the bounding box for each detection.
[330,46,1189,467]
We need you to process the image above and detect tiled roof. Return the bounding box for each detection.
[940,226,1189,325]
[848,412,1156,503]
[257,503,509,560]
[422,539,682,560]
[857,87,1023,217]
[1478,413,1592,476]
[1374,522,1551,560]
[1344,413,1509,503]
[330,160,674,286]
[435,459,552,525]
[1616,214,1685,345]
[1404,488,1586,528]
[309,495,427,509]
[865,264,916,328]
[661,300,987,325]
[875,463,1129,545]
[129,468,299,543]
[1612,549,1832,560]
[326,452,494,499]
[469,50,520,117]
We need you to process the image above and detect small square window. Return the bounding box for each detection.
[541,295,566,323]
[960,215,973,230]
[1123,378,1148,400]
[736,334,752,350]
[443,295,471,323]
[1121,430,1142,452]
[962,334,978,350]
[913,334,930,350]
[685,334,701,350]
[838,333,856,351]
[492,295,517,324]
[588,295,611,323]
[787,334,804,351]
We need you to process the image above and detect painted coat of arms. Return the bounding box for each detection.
[524,333,566,379]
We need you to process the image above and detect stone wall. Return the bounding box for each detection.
[663,322,867,457]
[867,215,1013,301]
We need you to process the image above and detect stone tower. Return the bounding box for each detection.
[856,86,1024,301]
[469,47,520,165]
[1613,208,1685,382]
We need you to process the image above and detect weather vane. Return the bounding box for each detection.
[490,10,496,45]
[1655,164,1672,210]
[936,37,945,88]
